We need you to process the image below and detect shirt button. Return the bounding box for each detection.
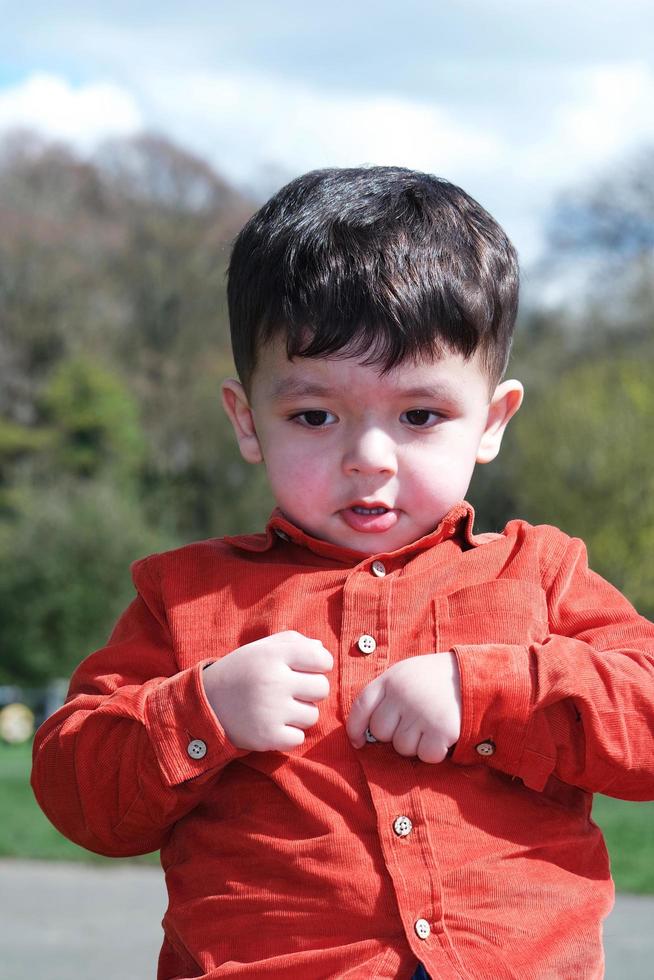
[393,815,413,837]
[187,739,207,759]
[414,918,431,940]
[365,728,378,743]
[357,634,377,655]
[476,740,495,757]
[371,560,386,577]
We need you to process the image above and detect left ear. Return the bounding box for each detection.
[476,379,524,464]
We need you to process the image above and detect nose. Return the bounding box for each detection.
[342,426,398,476]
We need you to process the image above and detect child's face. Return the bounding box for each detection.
[223,338,522,555]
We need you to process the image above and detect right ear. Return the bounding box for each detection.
[221,379,263,464]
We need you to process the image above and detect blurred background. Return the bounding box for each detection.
[1,0,653,968]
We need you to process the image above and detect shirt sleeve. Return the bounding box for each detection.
[450,534,654,797]
[31,555,247,857]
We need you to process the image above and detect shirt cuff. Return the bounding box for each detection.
[144,659,246,786]
[450,644,548,788]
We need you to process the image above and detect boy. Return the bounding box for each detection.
[32,167,654,979]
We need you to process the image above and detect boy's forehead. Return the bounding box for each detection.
[251,338,489,401]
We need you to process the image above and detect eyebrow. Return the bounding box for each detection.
[269,378,463,402]
[394,384,462,401]
[269,379,333,400]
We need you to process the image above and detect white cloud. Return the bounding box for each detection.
[559,63,654,160]
[142,70,504,189]
[0,73,143,149]
[520,62,654,189]
[2,59,654,267]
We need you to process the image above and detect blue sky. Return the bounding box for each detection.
[1,1,653,264]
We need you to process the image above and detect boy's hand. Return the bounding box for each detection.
[346,653,461,763]
[202,631,333,752]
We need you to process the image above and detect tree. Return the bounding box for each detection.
[0,479,169,685]
[545,144,654,346]
[0,131,267,682]
[39,357,145,481]
[472,146,654,610]
[506,355,654,618]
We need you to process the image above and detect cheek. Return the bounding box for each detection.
[263,444,331,504]
[403,438,478,496]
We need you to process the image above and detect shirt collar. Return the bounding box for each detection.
[224,501,487,564]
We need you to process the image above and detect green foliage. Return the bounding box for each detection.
[40,357,145,480]
[0,418,51,458]
[473,143,654,619]
[0,133,261,684]
[0,360,157,687]
[505,352,654,618]
[0,479,171,685]
[138,358,274,540]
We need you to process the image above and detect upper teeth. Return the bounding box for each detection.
[353,506,387,515]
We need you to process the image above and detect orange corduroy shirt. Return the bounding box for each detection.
[32,502,654,979]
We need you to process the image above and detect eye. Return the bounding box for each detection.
[400,409,442,427]
[292,410,337,427]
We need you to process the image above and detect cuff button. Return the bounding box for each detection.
[187,738,207,759]
[475,740,495,757]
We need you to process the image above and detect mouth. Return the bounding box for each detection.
[351,505,389,516]
[340,502,399,534]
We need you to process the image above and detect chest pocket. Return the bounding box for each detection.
[438,579,549,649]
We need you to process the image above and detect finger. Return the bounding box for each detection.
[291,672,330,703]
[392,722,421,758]
[272,726,306,751]
[286,700,320,730]
[367,700,401,744]
[283,638,334,674]
[346,679,385,747]
[416,731,449,764]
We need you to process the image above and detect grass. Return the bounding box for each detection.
[2,741,654,892]
[592,793,654,894]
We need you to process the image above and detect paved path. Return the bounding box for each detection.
[1,859,653,978]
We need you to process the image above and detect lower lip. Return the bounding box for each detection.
[340,508,399,534]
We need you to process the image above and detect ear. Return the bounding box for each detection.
[221,378,264,464]
[476,379,524,465]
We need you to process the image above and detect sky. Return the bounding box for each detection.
[1,1,653,266]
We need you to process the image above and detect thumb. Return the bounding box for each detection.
[346,677,385,748]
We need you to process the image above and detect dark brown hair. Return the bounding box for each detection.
[227,166,519,390]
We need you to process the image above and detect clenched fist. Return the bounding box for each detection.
[346,652,461,763]
[202,631,333,752]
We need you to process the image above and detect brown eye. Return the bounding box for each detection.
[294,410,337,427]
[403,409,435,426]
[304,411,329,426]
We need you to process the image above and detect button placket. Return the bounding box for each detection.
[339,562,390,718]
